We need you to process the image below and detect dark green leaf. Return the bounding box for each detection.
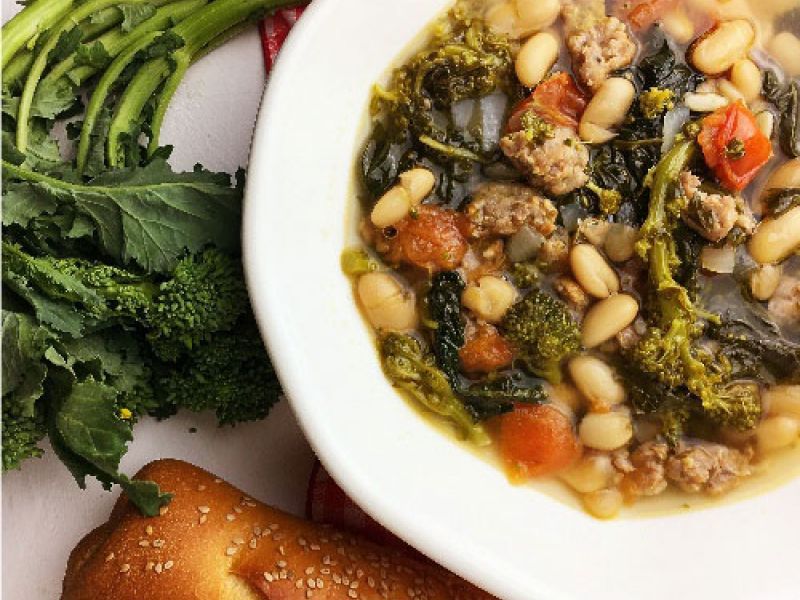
[763,70,800,158]
[763,187,800,217]
[425,271,466,387]
[47,28,83,64]
[74,40,112,70]
[119,3,157,32]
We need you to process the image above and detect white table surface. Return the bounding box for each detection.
[1,3,316,597]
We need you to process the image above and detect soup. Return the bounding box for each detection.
[343,0,800,518]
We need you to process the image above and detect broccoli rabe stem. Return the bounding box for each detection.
[1,0,74,69]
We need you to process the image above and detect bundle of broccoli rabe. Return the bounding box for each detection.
[2,0,302,515]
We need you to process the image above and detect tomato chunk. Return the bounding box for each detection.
[459,326,513,374]
[698,101,773,192]
[614,0,679,31]
[384,205,468,272]
[499,404,581,481]
[506,72,587,132]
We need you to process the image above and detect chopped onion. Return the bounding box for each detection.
[480,92,508,150]
[701,245,736,274]
[661,106,690,154]
[506,225,545,263]
[451,98,475,130]
[560,203,587,233]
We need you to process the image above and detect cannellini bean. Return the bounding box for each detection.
[579,78,636,144]
[660,7,695,44]
[461,276,517,323]
[683,92,729,112]
[549,383,584,417]
[765,386,800,419]
[357,272,417,331]
[748,206,800,264]
[370,187,411,228]
[560,454,615,493]
[717,79,746,104]
[579,411,633,451]
[583,488,623,519]
[485,2,517,36]
[515,32,559,87]
[579,218,610,247]
[730,59,762,103]
[398,168,435,205]
[768,32,800,77]
[749,264,782,301]
[604,224,638,263]
[755,111,775,139]
[763,158,800,193]
[568,356,626,412]
[689,19,755,75]
[570,244,619,298]
[581,294,639,348]
[757,416,800,454]
[515,0,561,37]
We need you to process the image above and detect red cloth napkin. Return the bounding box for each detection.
[259,6,404,549]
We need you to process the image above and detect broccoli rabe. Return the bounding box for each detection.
[425,271,466,387]
[501,289,581,384]
[380,333,489,445]
[520,111,555,144]
[639,87,675,119]
[2,400,46,471]
[586,180,623,215]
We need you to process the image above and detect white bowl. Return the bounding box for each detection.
[243,2,800,598]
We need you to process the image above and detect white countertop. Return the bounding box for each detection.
[1,3,316,597]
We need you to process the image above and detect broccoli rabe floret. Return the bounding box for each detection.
[380,333,489,445]
[639,87,675,119]
[520,111,555,144]
[2,401,46,470]
[501,289,580,384]
[587,180,623,215]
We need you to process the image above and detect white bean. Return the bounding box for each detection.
[757,416,800,454]
[579,78,636,144]
[749,264,782,301]
[515,32,559,88]
[560,454,615,493]
[755,111,774,139]
[461,276,517,323]
[570,244,619,299]
[765,385,800,419]
[748,206,800,264]
[549,383,584,417]
[579,218,610,247]
[730,59,762,103]
[398,168,435,205]
[370,187,410,228]
[583,488,623,519]
[683,92,729,112]
[579,411,633,451]
[717,79,746,104]
[485,2,517,37]
[581,294,639,348]
[689,19,755,75]
[568,356,626,411]
[357,272,417,331]
[515,0,561,37]
[604,224,638,263]
[763,158,800,193]
[660,7,695,44]
[768,32,800,77]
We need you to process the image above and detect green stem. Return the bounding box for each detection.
[15,0,155,153]
[1,0,74,69]
[2,51,33,92]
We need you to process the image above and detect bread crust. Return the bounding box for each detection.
[61,459,494,600]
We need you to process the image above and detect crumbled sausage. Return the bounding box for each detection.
[553,275,591,313]
[614,441,670,498]
[680,171,739,243]
[537,227,570,271]
[466,182,558,239]
[500,126,590,196]
[768,276,800,324]
[665,442,752,495]
[562,4,637,91]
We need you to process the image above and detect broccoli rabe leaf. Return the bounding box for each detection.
[119,3,157,32]
[763,70,800,158]
[3,159,242,272]
[425,271,466,387]
[762,187,800,218]
[460,372,546,421]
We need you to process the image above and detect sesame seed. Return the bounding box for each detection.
[153,539,165,548]
[119,564,130,574]
[249,538,257,549]
[164,561,174,571]
[273,533,284,541]
[226,514,236,522]
[295,580,304,589]
[159,506,169,516]
[278,545,286,556]
[357,569,364,578]
[277,560,287,568]
[368,577,375,588]
[322,555,331,565]
[197,485,206,491]
[310,543,321,551]
[226,547,238,556]
[348,590,358,599]
[233,537,244,545]
[316,578,324,589]
[298,537,308,546]
[245,501,257,507]
[269,523,280,531]
[343,577,350,586]
[198,506,210,514]
[279,569,288,579]
[308,578,316,589]
[199,515,208,525]
[214,478,222,484]
[333,573,342,584]
[105,552,115,562]
[233,506,243,514]
[351,581,360,589]
[253,527,262,536]
[264,572,273,582]
[146,562,155,571]
[138,540,150,547]
[321,568,331,575]
[145,525,154,536]
[305,566,315,575]
[407,588,415,598]
[306,591,313,599]
[154,563,163,574]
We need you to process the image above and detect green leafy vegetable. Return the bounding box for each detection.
[763,70,800,158]
[461,373,546,421]
[425,271,466,387]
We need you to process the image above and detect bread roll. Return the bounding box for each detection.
[62,459,494,599]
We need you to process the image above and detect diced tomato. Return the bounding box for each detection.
[499,404,581,481]
[505,72,587,132]
[698,101,773,192]
[384,205,468,272]
[459,326,513,374]
[614,0,679,31]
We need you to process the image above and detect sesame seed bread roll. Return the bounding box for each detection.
[62,459,494,600]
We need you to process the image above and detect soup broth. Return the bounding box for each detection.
[344,0,800,519]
